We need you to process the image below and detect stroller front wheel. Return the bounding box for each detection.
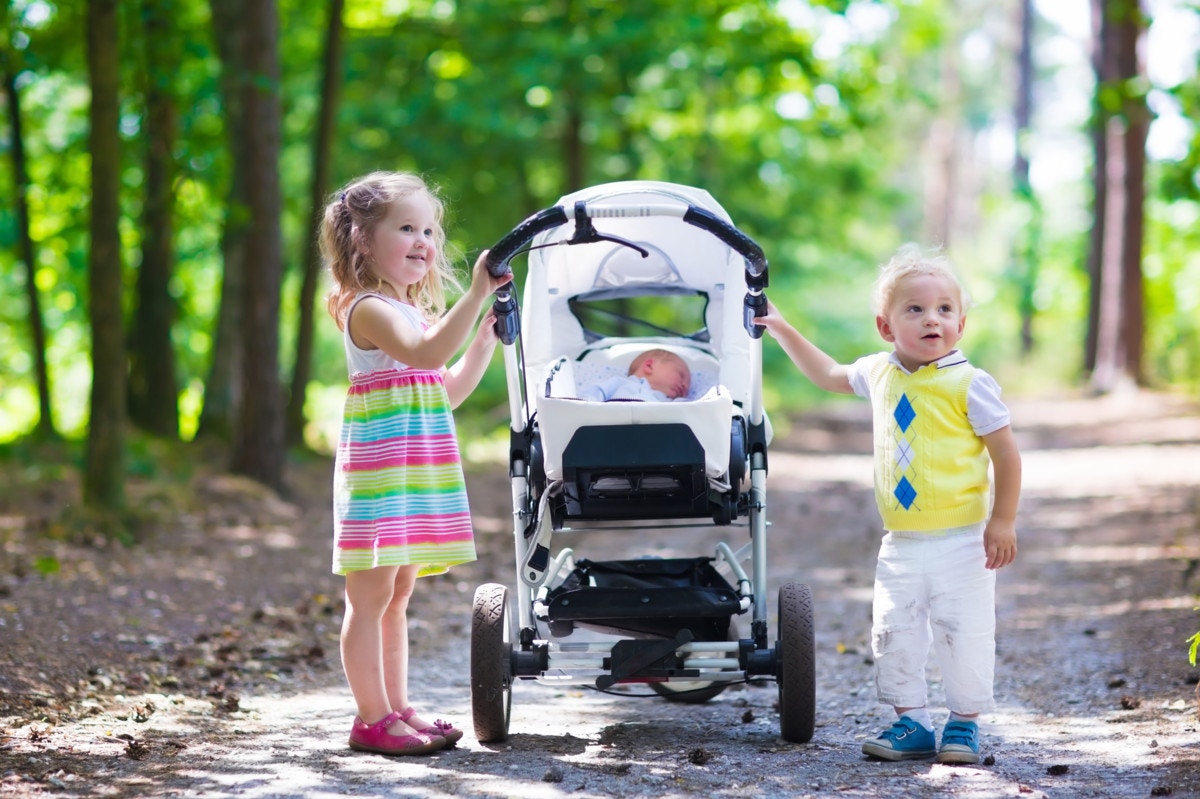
[471,583,514,743]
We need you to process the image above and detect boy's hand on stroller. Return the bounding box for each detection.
[752,299,785,335]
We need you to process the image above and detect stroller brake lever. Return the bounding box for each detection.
[568,202,649,258]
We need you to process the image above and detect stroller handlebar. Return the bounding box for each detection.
[486,199,768,290]
[681,207,768,289]
[485,207,569,277]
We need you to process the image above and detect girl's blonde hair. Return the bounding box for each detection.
[871,243,971,316]
[321,171,463,330]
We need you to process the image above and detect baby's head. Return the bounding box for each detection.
[871,243,970,317]
[628,349,691,399]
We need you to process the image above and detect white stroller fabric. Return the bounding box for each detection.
[519,181,767,485]
[538,339,735,483]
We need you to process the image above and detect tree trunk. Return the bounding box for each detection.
[84,0,126,510]
[2,36,56,438]
[923,13,961,248]
[1089,0,1147,393]
[1115,5,1147,384]
[286,0,344,447]
[128,0,180,438]
[198,0,249,442]
[1084,0,1107,373]
[230,0,285,490]
[1012,0,1040,356]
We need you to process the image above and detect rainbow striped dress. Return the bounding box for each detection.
[332,295,477,576]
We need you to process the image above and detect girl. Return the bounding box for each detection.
[321,171,507,756]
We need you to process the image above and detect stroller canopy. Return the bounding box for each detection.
[520,181,754,396]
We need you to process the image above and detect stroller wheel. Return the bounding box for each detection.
[649,679,729,704]
[471,583,513,743]
[776,582,816,743]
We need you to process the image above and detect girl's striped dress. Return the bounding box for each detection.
[332,294,477,576]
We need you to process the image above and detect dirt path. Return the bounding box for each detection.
[2,391,1199,798]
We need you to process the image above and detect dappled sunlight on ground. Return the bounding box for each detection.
[4,392,1200,797]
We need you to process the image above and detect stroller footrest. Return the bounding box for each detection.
[596,630,694,690]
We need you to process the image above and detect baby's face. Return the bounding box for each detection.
[640,356,691,399]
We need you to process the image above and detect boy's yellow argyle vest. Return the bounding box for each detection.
[865,356,991,532]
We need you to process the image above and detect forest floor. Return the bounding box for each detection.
[1,389,1199,798]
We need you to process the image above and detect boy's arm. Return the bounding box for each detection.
[756,303,853,394]
[982,425,1021,569]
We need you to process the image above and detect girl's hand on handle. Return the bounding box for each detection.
[445,307,500,408]
[469,249,512,301]
[476,307,500,349]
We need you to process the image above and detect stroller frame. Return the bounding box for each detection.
[471,182,815,744]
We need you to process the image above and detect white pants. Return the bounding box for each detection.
[871,525,995,714]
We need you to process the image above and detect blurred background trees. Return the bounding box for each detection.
[1,0,1198,515]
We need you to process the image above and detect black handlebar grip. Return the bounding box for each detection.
[682,207,768,288]
[744,292,768,340]
[485,206,570,277]
[492,293,520,346]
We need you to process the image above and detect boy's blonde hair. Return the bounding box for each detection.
[871,243,971,316]
[321,171,463,330]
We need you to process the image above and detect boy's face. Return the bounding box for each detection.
[632,355,691,399]
[876,273,966,372]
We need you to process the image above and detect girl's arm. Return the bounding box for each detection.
[444,309,499,409]
[756,301,854,394]
[351,251,508,370]
[982,425,1021,569]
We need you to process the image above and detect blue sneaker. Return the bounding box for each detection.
[936,719,981,764]
[861,717,936,761]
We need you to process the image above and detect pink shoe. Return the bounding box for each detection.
[348,712,445,756]
[399,706,464,746]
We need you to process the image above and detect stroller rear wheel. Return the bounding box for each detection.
[776,582,816,743]
[471,583,513,743]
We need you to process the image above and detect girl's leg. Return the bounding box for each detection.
[342,565,418,735]
[381,565,419,718]
[380,566,454,734]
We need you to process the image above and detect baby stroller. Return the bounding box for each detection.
[472,181,815,744]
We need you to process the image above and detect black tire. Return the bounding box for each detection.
[777,582,816,743]
[471,583,513,743]
[649,679,729,704]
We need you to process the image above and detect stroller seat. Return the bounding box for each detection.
[536,340,741,522]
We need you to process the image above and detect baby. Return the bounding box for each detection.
[579,349,692,402]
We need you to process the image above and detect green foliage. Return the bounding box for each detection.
[3,0,1200,452]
